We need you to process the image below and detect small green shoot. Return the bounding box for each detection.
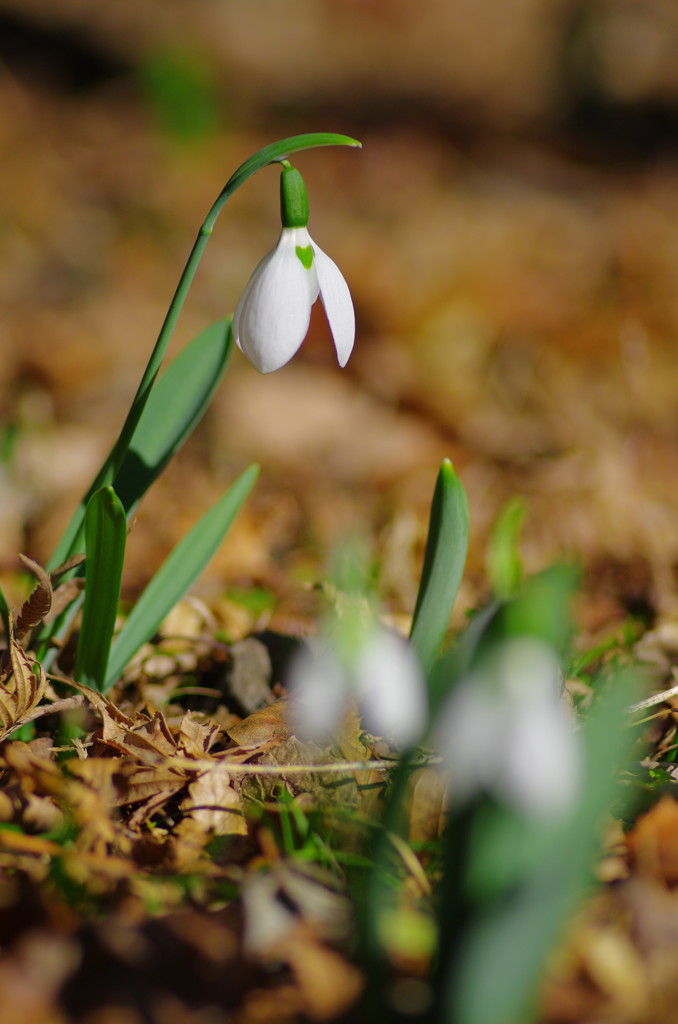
[409,459,470,676]
[486,497,525,599]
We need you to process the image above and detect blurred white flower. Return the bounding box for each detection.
[289,627,427,747]
[436,637,580,818]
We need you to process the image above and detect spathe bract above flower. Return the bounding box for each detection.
[233,164,355,374]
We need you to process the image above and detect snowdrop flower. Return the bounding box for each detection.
[289,625,427,747]
[436,637,580,818]
[233,163,355,373]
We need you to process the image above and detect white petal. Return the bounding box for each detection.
[233,229,319,374]
[353,629,427,746]
[498,637,561,701]
[499,702,580,817]
[436,681,504,804]
[312,242,355,367]
[232,248,275,354]
[241,872,294,955]
[288,641,348,739]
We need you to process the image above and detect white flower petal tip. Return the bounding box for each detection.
[354,629,427,747]
[288,640,349,740]
[313,245,355,367]
[233,227,355,374]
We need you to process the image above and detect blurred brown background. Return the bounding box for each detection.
[1,0,678,632]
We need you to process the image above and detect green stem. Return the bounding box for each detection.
[48,132,360,571]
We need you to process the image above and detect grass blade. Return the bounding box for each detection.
[113,317,232,513]
[103,464,258,691]
[74,486,127,691]
[409,459,470,675]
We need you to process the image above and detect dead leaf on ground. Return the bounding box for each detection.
[0,621,48,741]
[627,796,678,886]
[225,698,295,750]
[179,763,247,836]
[14,554,52,639]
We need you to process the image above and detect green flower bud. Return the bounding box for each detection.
[280,166,309,228]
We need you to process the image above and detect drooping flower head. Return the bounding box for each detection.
[436,636,580,818]
[233,163,355,373]
[288,595,427,748]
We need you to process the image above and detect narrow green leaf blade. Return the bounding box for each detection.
[74,486,127,691]
[215,132,361,218]
[103,464,258,691]
[409,459,470,675]
[114,317,232,513]
[486,497,525,600]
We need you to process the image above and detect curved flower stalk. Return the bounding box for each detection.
[289,624,427,747]
[436,636,580,818]
[233,164,355,373]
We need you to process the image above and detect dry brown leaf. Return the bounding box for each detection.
[2,741,63,793]
[14,554,52,639]
[408,767,448,845]
[283,927,363,1021]
[177,712,221,758]
[48,578,84,621]
[121,712,178,762]
[627,796,678,885]
[66,756,129,803]
[116,765,187,808]
[70,682,181,765]
[179,764,246,836]
[225,698,295,750]
[0,622,47,740]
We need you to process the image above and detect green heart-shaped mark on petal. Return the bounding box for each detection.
[295,245,314,269]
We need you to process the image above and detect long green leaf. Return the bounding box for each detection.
[113,317,232,513]
[74,486,126,691]
[49,133,360,570]
[409,459,470,675]
[103,463,258,691]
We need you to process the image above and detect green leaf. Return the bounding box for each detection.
[103,463,258,691]
[113,317,232,514]
[502,563,579,655]
[409,459,470,676]
[74,487,127,691]
[486,497,525,599]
